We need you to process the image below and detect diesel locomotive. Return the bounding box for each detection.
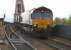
[31,7,53,38]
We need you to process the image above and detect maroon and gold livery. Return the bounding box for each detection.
[31,7,53,29]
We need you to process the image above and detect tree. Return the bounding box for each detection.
[67,15,71,25]
[54,17,62,25]
[61,18,67,25]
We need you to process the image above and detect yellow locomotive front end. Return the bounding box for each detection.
[32,18,53,29]
[31,7,53,29]
[31,7,53,38]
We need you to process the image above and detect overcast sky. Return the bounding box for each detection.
[0,0,71,19]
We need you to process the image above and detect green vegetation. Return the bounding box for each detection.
[0,19,4,28]
[66,16,71,25]
[53,14,71,25]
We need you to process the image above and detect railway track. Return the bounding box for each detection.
[14,24,71,50]
[5,24,58,50]
[38,38,71,50]
[12,24,59,50]
[4,24,36,50]
[48,37,71,47]
[4,24,71,50]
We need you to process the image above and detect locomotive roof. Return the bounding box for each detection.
[33,7,52,13]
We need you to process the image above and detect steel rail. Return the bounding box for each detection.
[4,24,37,50]
[4,25,17,50]
[9,24,37,50]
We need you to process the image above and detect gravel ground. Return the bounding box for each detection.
[0,44,12,50]
[0,27,5,39]
[0,27,12,50]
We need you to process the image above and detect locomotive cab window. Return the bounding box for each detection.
[31,12,52,19]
